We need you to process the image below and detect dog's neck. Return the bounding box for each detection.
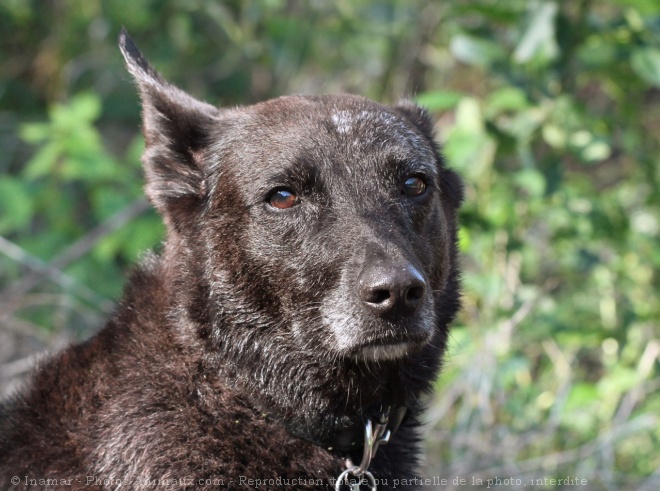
[278,403,409,461]
[213,352,412,459]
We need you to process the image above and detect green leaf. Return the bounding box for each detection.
[61,153,119,182]
[486,87,530,114]
[483,192,511,227]
[47,93,102,134]
[93,212,163,262]
[19,123,50,143]
[631,47,660,87]
[598,367,640,396]
[70,93,102,122]
[514,168,546,197]
[415,91,463,112]
[566,383,599,410]
[542,124,567,149]
[610,0,660,15]
[0,177,34,233]
[513,2,559,64]
[581,140,611,162]
[577,39,617,68]
[452,4,522,24]
[454,97,484,133]
[450,33,506,67]
[125,135,146,169]
[457,225,471,253]
[23,143,61,179]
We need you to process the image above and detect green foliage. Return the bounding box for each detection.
[2,90,162,299]
[416,1,660,486]
[1,1,658,488]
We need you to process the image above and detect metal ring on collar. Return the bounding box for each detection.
[335,468,377,491]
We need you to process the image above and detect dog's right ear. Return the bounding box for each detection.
[119,28,219,229]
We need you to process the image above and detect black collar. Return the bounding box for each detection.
[285,405,409,460]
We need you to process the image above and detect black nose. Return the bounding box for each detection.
[358,263,426,319]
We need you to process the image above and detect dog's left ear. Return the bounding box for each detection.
[392,102,464,207]
[392,101,437,142]
[119,28,219,229]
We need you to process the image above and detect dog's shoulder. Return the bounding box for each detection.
[0,254,174,475]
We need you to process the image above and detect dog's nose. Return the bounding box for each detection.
[358,263,426,319]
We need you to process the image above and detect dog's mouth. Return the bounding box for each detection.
[318,270,437,362]
[331,320,435,362]
[352,339,424,362]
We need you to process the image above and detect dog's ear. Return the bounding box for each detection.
[392,101,437,142]
[392,101,464,207]
[119,28,219,228]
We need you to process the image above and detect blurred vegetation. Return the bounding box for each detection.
[1,1,659,489]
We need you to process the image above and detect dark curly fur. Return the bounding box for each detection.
[0,30,463,490]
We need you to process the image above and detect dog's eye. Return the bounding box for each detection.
[268,188,300,209]
[402,176,427,197]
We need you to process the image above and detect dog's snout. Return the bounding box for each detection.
[358,263,426,319]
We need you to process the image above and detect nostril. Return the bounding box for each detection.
[406,285,424,304]
[367,289,391,305]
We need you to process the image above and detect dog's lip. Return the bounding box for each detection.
[366,323,434,345]
[358,332,429,348]
[344,329,433,360]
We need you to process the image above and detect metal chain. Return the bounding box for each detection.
[334,418,391,491]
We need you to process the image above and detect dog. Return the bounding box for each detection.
[0,29,463,490]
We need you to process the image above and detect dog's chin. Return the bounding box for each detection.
[352,340,424,362]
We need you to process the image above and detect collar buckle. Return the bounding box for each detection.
[335,417,391,491]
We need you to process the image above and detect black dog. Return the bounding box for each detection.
[0,30,462,490]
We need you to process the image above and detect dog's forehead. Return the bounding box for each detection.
[256,94,418,138]
[328,106,410,139]
[243,95,433,161]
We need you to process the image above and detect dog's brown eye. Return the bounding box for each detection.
[268,188,299,209]
[402,176,427,197]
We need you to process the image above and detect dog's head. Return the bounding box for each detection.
[120,30,462,417]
